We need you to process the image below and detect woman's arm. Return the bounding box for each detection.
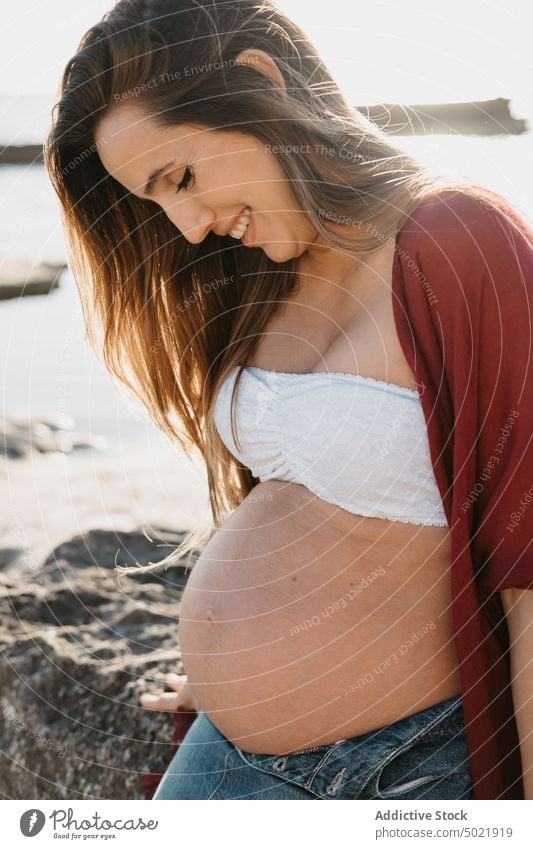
[500,587,533,799]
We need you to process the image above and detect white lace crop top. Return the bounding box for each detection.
[213,365,448,527]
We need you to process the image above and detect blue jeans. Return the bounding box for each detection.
[153,693,474,800]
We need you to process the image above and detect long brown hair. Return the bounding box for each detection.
[44,0,488,576]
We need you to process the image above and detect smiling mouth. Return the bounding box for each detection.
[228,206,252,239]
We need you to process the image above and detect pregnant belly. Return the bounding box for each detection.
[179,479,461,755]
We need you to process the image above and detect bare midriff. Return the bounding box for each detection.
[179,239,461,756]
[178,479,461,755]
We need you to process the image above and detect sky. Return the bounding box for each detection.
[0,0,531,113]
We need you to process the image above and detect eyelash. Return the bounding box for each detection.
[175,166,193,193]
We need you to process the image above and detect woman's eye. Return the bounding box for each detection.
[175,166,193,193]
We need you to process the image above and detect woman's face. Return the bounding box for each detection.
[95,103,320,264]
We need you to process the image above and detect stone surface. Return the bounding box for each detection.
[0,260,65,300]
[0,526,200,799]
[0,414,107,459]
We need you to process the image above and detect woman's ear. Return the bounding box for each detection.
[233,48,286,94]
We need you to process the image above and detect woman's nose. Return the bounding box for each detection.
[164,202,216,244]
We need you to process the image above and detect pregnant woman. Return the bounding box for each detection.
[45,0,533,800]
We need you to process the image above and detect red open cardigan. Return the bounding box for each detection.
[139,187,533,801]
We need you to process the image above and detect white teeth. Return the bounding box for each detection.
[229,208,251,239]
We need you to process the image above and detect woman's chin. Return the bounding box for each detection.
[262,242,301,263]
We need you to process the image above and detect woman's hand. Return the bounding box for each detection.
[140,673,200,712]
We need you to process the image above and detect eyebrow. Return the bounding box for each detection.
[142,159,179,197]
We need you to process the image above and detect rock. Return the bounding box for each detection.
[0,526,200,799]
[0,144,43,165]
[0,260,66,300]
[42,527,196,585]
[0,548,24,569]
[0,415,108,458]
[359,97,528,136]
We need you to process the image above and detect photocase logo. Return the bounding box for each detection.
[20,809,46,837]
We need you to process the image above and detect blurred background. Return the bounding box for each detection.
[0,0,531,798]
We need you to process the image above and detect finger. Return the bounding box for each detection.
[140,691,180,712]
[165,673,187,690]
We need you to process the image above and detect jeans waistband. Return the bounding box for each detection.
[234,694,468,799]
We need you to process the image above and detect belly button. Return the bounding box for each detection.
[206,607,216,621]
